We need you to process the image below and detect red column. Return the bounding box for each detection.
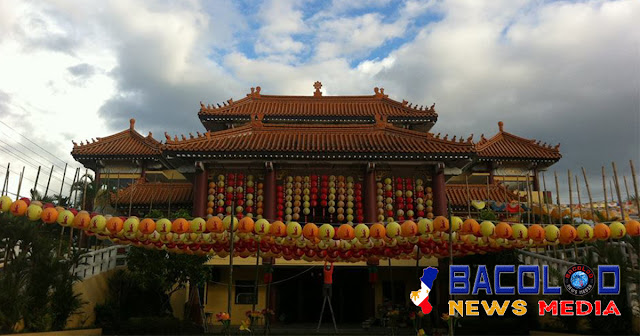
[432,165,447,216]
[192,164,208,217]
[364,163,377,224]
[263,162,276,221]
[532,167,540,191]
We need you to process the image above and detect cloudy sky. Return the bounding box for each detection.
[0,0,638,202]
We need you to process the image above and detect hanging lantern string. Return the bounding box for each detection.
[209,265,317,287]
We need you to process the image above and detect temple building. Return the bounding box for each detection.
[71,82,561,323]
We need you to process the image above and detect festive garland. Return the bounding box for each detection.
[1,195,638,262]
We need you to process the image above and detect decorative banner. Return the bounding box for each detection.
[1,195,638,262]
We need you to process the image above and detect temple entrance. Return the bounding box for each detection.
[271,266,369,324]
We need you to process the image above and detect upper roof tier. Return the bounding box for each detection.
[476,121,561,162]
[71,119,162,165]
[198,82,437,132]
[164,115,473,161]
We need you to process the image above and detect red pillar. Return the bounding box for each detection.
[532,167,540,191]
[263,162,276,221]
[432,165,447,216]
[192,163,208,217]
[364,163,377,224]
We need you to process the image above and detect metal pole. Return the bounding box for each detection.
[526,172,533,224]
[59,167,79,256]
[252,249,261,313]
[623,176,631,205]
[43,165,54,199]
[465,175,471,218]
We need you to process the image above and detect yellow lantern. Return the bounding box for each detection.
[386,222,401,238]
[223,216,238,231]
[318,224,335,240]
[57,210,75,227]
[544,225,559,242]
[190,217,206,233]
[254,218,271,235]
[480,221,495,237]
[576,224,594,241]
[354,224,369,240]
[156,218,172,233]
[417,218,433,235]
[450,216,463,232]
[0,195,12,212]
[609,222,626,239]
[511,224,528,240]
[123,216,140,234]
[286,221,302,238]
[26,204,43,221]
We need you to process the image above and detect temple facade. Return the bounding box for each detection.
[71,82,561,323]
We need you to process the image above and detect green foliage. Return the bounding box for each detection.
[478,208,497,221]
[170,208,193,220]
[94,247,210,334]
[0,213,85,333]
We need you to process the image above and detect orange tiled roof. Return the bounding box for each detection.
[163,117,474,159]
[198,85,437,121]
[71,119,162,159]
[476,122,561,161]
[446,183,523,207]
[112,178,193,205]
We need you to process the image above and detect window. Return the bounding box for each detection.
[235,280,257,305]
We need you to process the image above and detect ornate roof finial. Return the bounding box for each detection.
[72,140,77,147]
[555,143,561,150]
[147,131,153,138]
[165,132,171,141]
[129,118,135,130]
[452,135,457,142]
[313,81,323,97]
[200,101,204,109]
[197,131,202,137]
[435,133,440,139]
[181,134,186,141]
[227,98,234,105]
[443,134,448,141]
[466,134,474,143]
[429,103,435,112]
[402,100,408,107]
[498,121,504,132]
[189,133,194,139]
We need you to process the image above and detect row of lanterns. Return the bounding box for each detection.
[377,177,434,223]
[2,195,639,261]
[206,174,264,219]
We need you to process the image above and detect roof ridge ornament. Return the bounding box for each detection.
[374,113,388,128]
[313,81,323,97]
[498,121,504,132]
[247,86,262,98]
[373,87,388,98]
[429,103,435,113]
[129,118,135,130]
[466,134,474,143]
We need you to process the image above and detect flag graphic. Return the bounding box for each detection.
[410,267,439,314]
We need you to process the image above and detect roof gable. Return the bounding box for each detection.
[164,117,474,160]
[447,182,524,207]
[198,84,437,122]
[71,119,162,159]
[112,178,192,205]
[476,121,561,161]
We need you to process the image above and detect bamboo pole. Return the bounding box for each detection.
[581,168,597,221]
[575,176,583,223]
[465,174,471,218]
[58,163,67,201]
[516,175,523,223]
[15,166,25,200]
[623,176,631,204]
[609,180,614,204]
[502,172,509,219]
[542,172,554,225]
[1,162,9,196]
[58,167,79,257]
[33,166,41,198]
[128,177,134,217]
[526,171,533,225]
[228,187,236,318]
[631,160,640,214]
[611,162,626,220]
[567,170,574,223]
[43,165,54,199]
[67,168,80,253]
[553,171,562,223]
[81,169,89,210]
[601,167,611,221]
